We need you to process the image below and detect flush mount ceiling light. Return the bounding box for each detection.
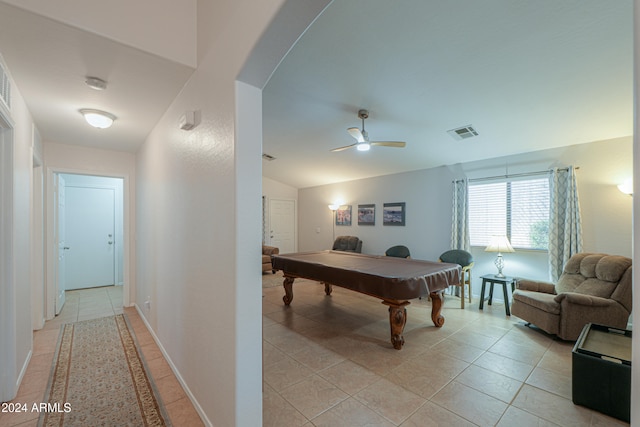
[80,109,116,129]
[85,76,107,91]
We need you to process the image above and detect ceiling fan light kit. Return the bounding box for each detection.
[332,109,406,152]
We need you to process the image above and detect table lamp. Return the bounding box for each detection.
[485,235,515,278]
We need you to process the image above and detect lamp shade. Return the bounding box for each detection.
[485,235,515,253]
[328,204,339,211]
[80,109,116,129]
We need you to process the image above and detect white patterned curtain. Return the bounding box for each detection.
[548,166,583,281]
[451,179,470,251]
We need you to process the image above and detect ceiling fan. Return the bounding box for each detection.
[331,109,406,152]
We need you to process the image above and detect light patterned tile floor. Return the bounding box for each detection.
[262,272,630,427]
[0,286,202,427]
[1,278,631,427]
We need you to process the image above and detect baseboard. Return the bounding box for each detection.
[133,304,212,427]
[16,349,32,396]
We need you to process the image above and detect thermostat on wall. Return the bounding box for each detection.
[179,111,196,130]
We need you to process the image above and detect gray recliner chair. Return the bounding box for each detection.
[332,236,362,253]
[511,253,632,340]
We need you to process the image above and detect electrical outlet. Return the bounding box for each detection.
[144,297,151,310]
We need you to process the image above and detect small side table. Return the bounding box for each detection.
[479,274,516,316]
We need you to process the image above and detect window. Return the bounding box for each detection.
[468,177,550,250]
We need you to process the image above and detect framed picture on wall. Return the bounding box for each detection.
[336,205,352,226]
[383,202,405,226]
[357,204,375,226]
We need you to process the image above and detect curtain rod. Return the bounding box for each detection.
[453,166,579,183]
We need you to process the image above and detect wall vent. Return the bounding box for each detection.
[447,125,478,141]
[0,61,10,109]
[262,153,276,161]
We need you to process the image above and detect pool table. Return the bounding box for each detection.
[271,250,461,349]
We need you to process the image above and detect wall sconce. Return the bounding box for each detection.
[617,179,633,196]
[328,204,339,244]
[80,109,116,129]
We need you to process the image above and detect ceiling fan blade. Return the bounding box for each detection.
[330,143,357,152]
[347,127,365,142]
[370,141,406,148]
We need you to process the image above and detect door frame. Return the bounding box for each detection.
[45,167,131,319]
[31,127,44,329]
[0,95,16,401]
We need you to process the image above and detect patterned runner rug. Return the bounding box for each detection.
[39,314,170,426]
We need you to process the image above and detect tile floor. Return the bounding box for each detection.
[2,279,631,427]
[0,286,203,427]
[262,273,630,427]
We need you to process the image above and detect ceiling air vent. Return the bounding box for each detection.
[447,125,478,141]
[0,61,11,109]
[262,153,276,161]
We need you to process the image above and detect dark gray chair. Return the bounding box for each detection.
[332,236,362,253]
[385,245,411,258]
[439,249,474,309]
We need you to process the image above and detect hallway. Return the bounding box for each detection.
[0,287,202,427]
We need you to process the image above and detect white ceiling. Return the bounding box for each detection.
[0,2,195,152]
[262,0,633,188]
[0,1,632,187]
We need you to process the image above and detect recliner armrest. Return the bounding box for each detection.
[516,279,556,294]
[554,292,617,307]
[262,245,279,256]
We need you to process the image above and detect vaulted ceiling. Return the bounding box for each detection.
[0,1,632,188]
[262,0,633,188]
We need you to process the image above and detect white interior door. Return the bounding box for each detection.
[55,174,66,314]
[269,199,296,253]
[64,186,115,290]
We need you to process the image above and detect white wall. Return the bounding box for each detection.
[462,136,632,287]
[134,0,315,425]
[31,126,44,330]
[298,137,632,301]
[2,0,197,68]
[299,166,455,261]
[0,57,34,401]
[263,176,298,199]
[43,142,136,308]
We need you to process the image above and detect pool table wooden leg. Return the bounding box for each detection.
[324,282,333,295]
[382,300,410,350]
[282,276,295,305]
[430,291,445,327]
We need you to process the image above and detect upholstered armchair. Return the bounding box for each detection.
[511,253,632,340]
[262,245,279,273]
[332,236,362,253]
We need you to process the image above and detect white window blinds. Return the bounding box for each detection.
[468,177,549,250]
